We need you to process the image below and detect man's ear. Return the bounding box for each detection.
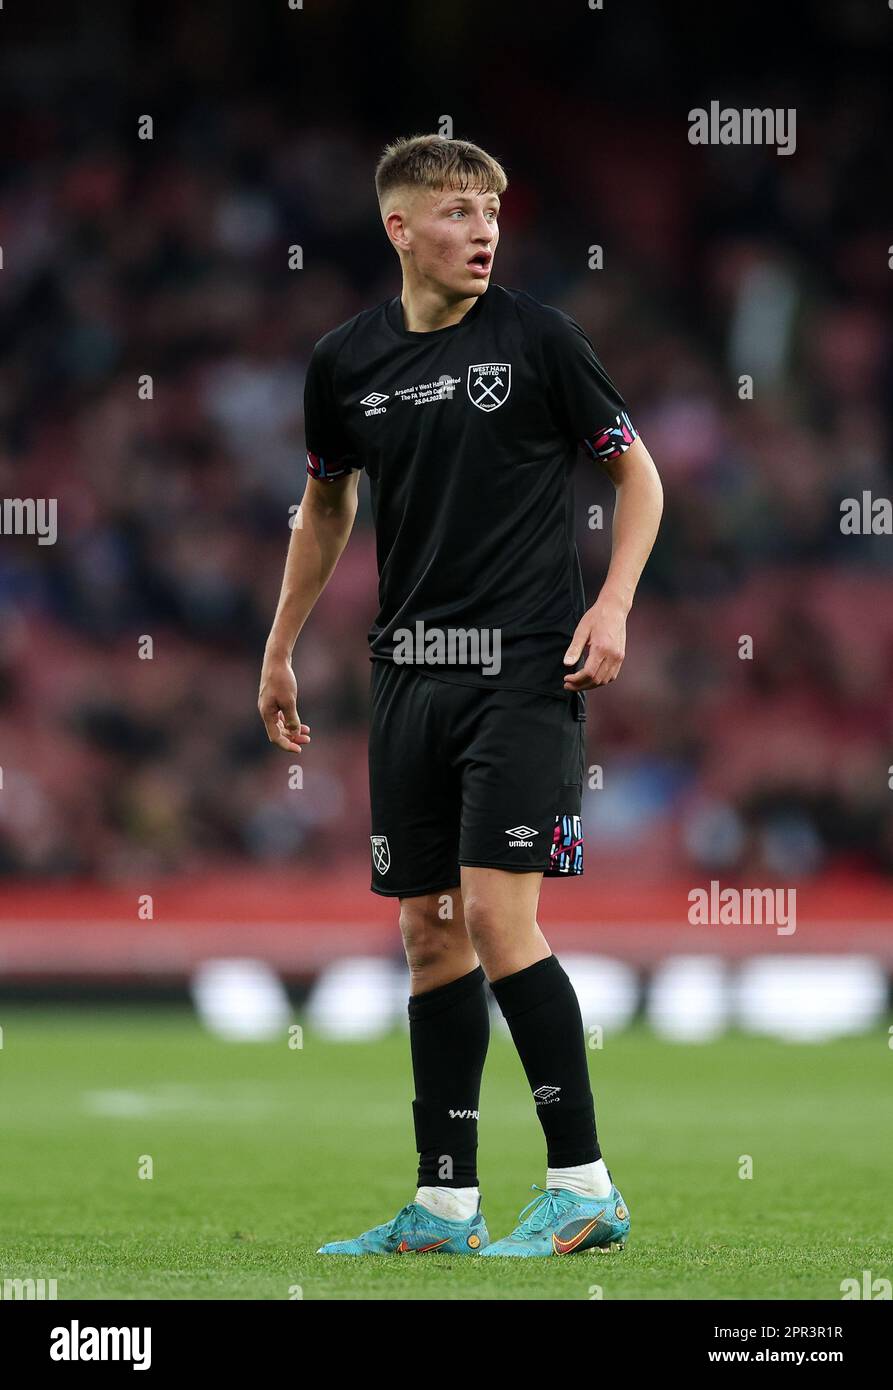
[384,208,410,253]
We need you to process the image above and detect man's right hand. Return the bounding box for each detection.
[258,653,311,753]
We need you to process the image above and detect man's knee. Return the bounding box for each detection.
[462,876,541,951]
[399,891,465,976]
[462,893,506,949]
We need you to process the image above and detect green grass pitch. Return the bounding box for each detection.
[0,1005,890,1300]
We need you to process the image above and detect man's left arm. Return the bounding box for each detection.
[563,435,663,691]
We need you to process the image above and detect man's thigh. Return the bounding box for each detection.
[368,662,462,897]
[456,686,585,877]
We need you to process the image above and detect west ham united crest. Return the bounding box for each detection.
[467,362,511,412]
[371,835,390,875]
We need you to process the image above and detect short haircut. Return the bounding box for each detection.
[375,134,508,206]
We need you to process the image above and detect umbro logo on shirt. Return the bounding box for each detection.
[360,392,389,415]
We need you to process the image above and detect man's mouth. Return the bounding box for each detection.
[467,251,492,276]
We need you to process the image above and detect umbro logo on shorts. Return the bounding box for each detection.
[370,835,390,874]
[505,824,538,847]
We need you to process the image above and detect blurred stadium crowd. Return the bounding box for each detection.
[1,2,891,885]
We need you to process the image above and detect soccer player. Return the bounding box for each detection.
[259,135,663,1257]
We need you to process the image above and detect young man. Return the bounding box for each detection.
[259,135,663,1257]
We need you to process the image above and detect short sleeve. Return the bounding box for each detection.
[303,340,359,481]
[541,308,638,463]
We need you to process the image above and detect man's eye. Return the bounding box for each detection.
[449,209,464,218]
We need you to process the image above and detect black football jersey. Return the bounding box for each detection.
[304,283,637,699]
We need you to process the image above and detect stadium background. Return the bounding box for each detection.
[0,0,891,1302]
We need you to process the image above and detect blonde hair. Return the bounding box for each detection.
[375,134,508,205]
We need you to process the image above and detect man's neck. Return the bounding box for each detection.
[399,280,481,333]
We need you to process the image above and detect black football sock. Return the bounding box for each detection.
[489,954,600,1168]
[408,964,490,1189]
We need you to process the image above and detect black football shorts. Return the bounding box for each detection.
[368,659,586,897]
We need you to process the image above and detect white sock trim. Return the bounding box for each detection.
[415,1185,480,1222]
[546,1159,613,1199]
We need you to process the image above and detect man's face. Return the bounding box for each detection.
[390,183,500,297]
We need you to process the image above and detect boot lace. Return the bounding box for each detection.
[511,1185,575,1237]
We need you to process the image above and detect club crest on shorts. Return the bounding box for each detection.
[370,834,391,875]
[467,362,511,412]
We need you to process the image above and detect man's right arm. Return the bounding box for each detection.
[258,470,360,752]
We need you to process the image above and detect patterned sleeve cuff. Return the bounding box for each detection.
[307,450,354,481]
[580,411,637,462]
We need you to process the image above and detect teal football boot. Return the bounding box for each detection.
[479,1181,629,1257]
[317,1197,489,1255]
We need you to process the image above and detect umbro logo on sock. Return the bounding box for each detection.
[533,1085,561,1104]
[448,1109,479,1119]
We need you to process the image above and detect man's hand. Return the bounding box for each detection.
[563,593,628,691]
[258,653,311,753]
